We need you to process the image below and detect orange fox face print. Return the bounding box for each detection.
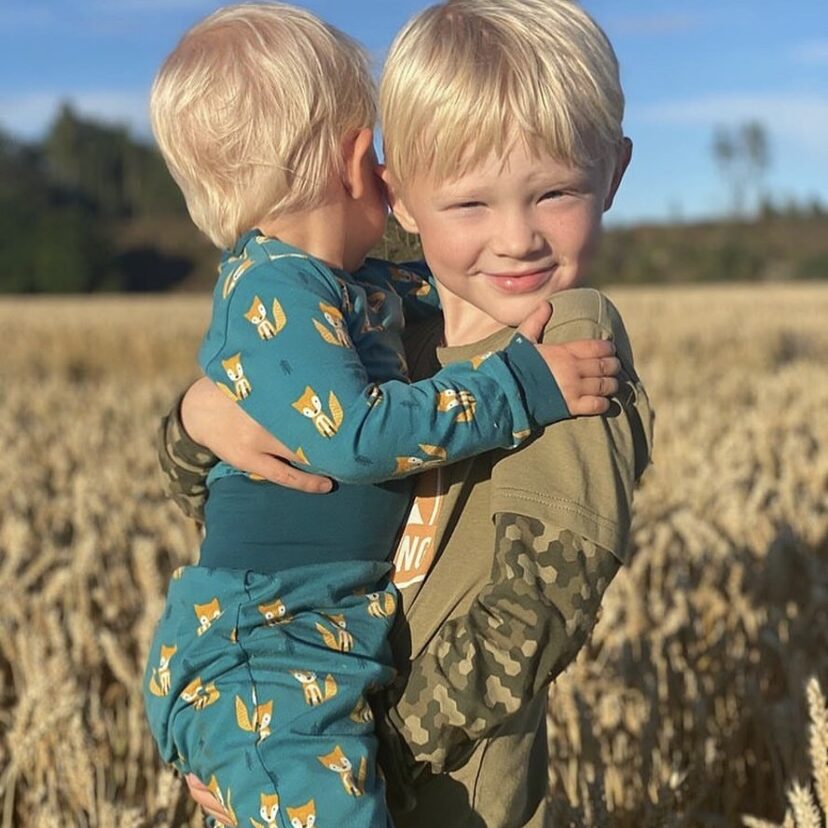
[244,295,286,340]
[285,799,316,827]
[291,387,343,438]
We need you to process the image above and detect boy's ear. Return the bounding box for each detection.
[603,137,632,212]
[380,167,420,234]
[341,128,377,200]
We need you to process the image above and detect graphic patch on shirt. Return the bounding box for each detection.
[391,469,444,589]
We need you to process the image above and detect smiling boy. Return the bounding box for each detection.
[368,8,649,821]
[387,141,622,342]
[160,1,653,825]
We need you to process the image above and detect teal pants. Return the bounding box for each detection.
[143,563,398,828]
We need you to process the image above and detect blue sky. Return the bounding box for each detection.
[1,0,826,226]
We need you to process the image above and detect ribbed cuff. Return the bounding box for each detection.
[502,335,570,428]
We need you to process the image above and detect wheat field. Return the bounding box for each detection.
[0,285,826,827]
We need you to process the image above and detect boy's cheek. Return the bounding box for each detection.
[564,213,604,281]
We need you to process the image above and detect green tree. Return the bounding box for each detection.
[42,103,186,220]
[0,124,115,292]
[44,104,130,216]
[712,120,771,218]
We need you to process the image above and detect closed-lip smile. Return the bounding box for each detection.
[484,266,556,293]
[487,266,554,278]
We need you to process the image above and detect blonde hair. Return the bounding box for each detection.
[151,3,376,248]
[381,0,624,186]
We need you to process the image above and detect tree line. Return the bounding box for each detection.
[0,107,825,293]
[1,105,191,292]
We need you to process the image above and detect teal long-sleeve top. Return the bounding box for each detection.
[199,232,569,488]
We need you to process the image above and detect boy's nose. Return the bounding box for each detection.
[491,212,544,258]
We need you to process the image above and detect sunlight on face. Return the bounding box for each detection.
[395,141,624,345]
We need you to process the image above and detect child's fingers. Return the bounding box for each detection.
[249,455,333,493]
[567,395,611,416]
[560,339,616,359]
[185,775,234,823]
[577,376,620,398]
[516,302,553,343]
[575,356,621,379]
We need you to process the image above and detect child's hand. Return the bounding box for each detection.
[181,377,333,493]
[185,774,234,824]
[516,303,620,416]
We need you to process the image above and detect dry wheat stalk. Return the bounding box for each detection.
[0,286,826,826]
[807,679,828,820]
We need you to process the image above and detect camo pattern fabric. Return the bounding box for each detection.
[385,514,620,776]
[157,396,216,524]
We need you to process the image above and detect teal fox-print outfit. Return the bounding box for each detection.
[145,564,399,828]
[144,231,570,827]
[198,231,568,484]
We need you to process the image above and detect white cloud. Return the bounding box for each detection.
[791,39,828,66]
[0,90,151,141]
[636,94,828,157]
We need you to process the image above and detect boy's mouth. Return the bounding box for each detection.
[484,267,555,294]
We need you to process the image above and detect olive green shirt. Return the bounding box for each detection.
[384,289,653,827]
[157,288,653,828]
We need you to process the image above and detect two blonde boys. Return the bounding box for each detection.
[148,1,650,826]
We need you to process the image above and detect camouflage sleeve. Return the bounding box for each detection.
[383,514,620,777]
[157,391,218,524]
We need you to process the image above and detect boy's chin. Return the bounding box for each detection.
[495,280,584,327]
[493,296,556,328]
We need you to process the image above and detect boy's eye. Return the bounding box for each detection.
[451,201,484,210]
[540,190,565,201]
